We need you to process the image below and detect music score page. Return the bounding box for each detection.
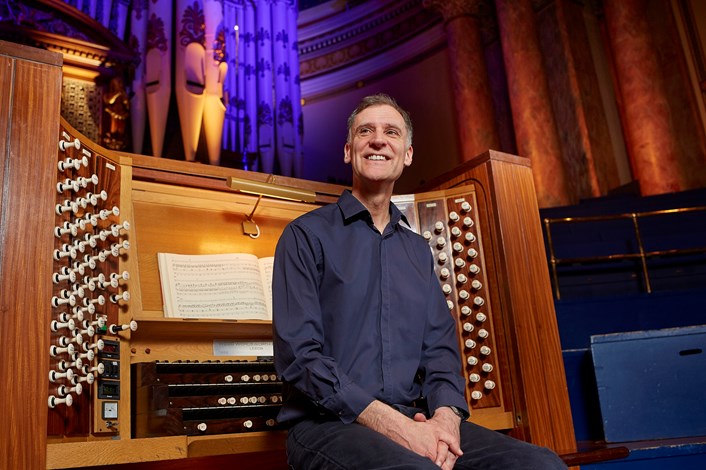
[157,252,274,320]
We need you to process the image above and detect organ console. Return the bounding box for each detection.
[392,187,509,424]
[1,40,575,469]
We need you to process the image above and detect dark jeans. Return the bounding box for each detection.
[286,410,568,470]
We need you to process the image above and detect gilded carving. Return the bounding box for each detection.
[103,77,131,151]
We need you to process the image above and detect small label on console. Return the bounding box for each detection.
[213,340,274,356]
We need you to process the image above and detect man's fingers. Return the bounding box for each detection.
[441,453,458,470]
[435,429,463,458]
[446,438,463,457]
[434,441,449,467]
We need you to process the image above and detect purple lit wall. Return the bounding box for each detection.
[300,48,461,193]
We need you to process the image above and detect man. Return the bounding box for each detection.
[272,94,567,469]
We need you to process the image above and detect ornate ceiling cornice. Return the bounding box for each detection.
[298,0,442,80]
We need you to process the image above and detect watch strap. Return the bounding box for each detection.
[447,405,466,420]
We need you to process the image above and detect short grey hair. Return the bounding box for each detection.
[346,93,413,146]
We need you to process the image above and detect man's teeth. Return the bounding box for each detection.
[367,155,386,161]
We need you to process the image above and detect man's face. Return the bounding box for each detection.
[344,104,413,187]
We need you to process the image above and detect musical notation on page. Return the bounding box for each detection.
[157,252,274,320]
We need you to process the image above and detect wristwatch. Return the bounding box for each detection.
[447,406,466,420]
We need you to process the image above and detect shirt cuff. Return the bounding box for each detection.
[427,386,470,418]
[319,380,375,424]
[445,405,469,420]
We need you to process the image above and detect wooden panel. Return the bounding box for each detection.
[0,55,9,214]
[130,181,317,315]
[188,431,287,457]
[70,453,289,470]
[422,150,577,454]
[129,153,343,203]
[0,39,64,65]
[47,437,188,469]
[0,41,62,470]
[489,157,575,452]
[50,442,288,470]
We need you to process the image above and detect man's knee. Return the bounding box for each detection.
[286,419,439,470]
[509,445,567,470]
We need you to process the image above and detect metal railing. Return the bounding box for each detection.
[543,205,706,300]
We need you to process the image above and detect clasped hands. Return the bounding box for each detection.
[358,401,462,469]
[411,407,463,469]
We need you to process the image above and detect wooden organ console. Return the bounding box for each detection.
[1,41,576,469]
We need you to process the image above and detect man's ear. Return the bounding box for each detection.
[344,142,351,164]
[404,145,413,167]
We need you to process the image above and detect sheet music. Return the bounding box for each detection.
[158,252,274,320]
[258,257,274,320]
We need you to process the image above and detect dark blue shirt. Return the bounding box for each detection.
[273,190,468,424]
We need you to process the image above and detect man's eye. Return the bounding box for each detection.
[386,129,400,136]
[358,128,371,135]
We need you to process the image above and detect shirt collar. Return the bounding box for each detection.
[337,190,409,228]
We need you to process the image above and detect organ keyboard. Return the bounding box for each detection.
[1,40,575,470]
[133,360,283,437]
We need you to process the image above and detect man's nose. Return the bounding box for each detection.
[370,130,387,146]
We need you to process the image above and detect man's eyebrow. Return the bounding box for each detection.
[354,122,403,132]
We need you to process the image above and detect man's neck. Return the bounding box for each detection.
[351,186,393,233]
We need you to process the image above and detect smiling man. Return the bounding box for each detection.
[272,94,567,469]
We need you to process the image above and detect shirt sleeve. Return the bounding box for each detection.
[272,223,375,423]
[419,255,471,417]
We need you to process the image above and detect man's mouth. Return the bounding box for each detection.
[366,155,388,161]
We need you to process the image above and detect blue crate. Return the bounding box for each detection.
[591,325,706,442]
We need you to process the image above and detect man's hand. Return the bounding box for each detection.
[415,407,463,469]
[356,401,462,469]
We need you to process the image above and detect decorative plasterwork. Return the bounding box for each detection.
[301,23,446,99]
[0,0,135,78]
[298,0,443,98]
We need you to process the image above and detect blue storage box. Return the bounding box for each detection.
[591,325,706,442]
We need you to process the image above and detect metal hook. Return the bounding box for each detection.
[242,175,274,238]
